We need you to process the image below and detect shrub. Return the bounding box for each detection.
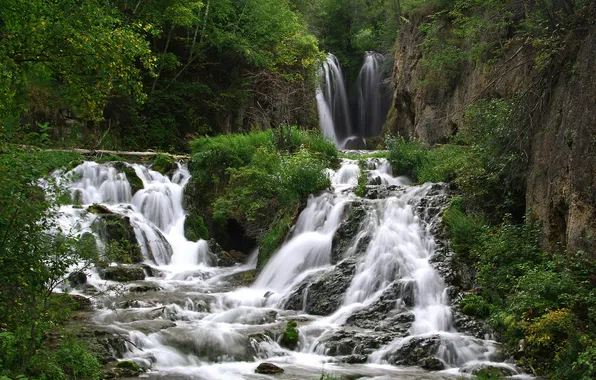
[443,198,486,263]
[280,320,299,350]
[460,295,491,318]
[386,136,427,180]
[192,131,336,268]
[474,219,545,306]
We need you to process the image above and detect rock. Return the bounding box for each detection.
[384,336,441,366]
[255,363,284,374]
[343,136,367,150]
[116,360,140,372]
[207,239,246,266]
[419,357,445,371]
[472,365,517,377]
[87,204,112,214]
[346,282,415,329]
[340,354,368,364]
[99,265,146,282]
[283,259,357,316]
[68,270,87,287]
[220,269,257,287]
[331,202,370,263]
[112,162,144,195]
[92,213,143,264]
[317,329,398,356]
[151,154,177,176]
[128,282,162,292]
[184,214,209,242]
[280,320,299,350]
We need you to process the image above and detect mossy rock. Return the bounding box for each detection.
[99,265,145,282]
[92,214,143,264]
[366,136,384,150]
[184,214,209,242]
[88,204,112,215]
[123,167,143,195]
[152,154,177,176]
[280,320,299,350]
[255,363,284,374]
[116,360,140,372]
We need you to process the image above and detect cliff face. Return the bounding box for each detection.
[384,15,596,255]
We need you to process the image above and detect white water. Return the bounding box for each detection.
[60,161,211,269]
[357,52,387,137]
[56,158,525,379]
[317,54,358,148]
[316,52,389,147]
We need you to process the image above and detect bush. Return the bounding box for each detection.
[386,136,427,180]
[188,129,336,268]
[443,198,486,263]
[474,219,544,306]
[280,320,299,350]
[460,295,491,318]
[385,136,469,183]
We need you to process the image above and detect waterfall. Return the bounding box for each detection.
[316,52,389,148]
[59,161,211,268]
[316,54,354,147]
[57,157,523,379]
[357,52,387,137]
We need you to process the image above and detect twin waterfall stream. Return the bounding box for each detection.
[55,157,525,379]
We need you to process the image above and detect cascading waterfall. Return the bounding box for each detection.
[316,52,389,148]
[316,54,356,148]
[59,161,211,269]
[56,157,526,379]
[357,52,388,138]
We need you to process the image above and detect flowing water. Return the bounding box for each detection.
[317,54,354,146]
[316,52,389,148]
[56,158,527,379]
[357,52,388,138]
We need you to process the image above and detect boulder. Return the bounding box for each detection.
[68,270,87,287]
[99,265,146,282]
[255,363,284,374]
[283,259,356,316]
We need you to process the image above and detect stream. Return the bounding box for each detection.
[56,155,527,379]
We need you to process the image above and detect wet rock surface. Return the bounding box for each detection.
[99,265,146,282]
[316,329,399,356]
[283,258,357,315]
[255,362,284,374]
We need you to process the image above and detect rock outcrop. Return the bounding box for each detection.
[383,10,596,255]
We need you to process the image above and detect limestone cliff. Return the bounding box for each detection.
[383,11,595,255]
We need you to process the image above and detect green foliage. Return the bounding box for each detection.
[152,154,176,175]
[0,146,100,375]
[386,136,469,183]
[187,129,335,267]
[460,295,490,318]
[280,320,299,350]
[443,198,485,263]
[386,136,427,180]
[0,0,153,126]
[474,220,544,306]
[354,159,368,197]
[28,337,101,380]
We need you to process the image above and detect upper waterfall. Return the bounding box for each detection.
[316,52,390,148]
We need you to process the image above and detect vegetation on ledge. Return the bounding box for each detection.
[185,126,338,268]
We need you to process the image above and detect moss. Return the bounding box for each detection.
[184,214,209,241]
[116,360,140,372]
[95,154,124,163]
[280,320,299,350]
[122,166,143,195]
[258,215,294,269]
[87,204,112,214]
[152,154,176,175]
